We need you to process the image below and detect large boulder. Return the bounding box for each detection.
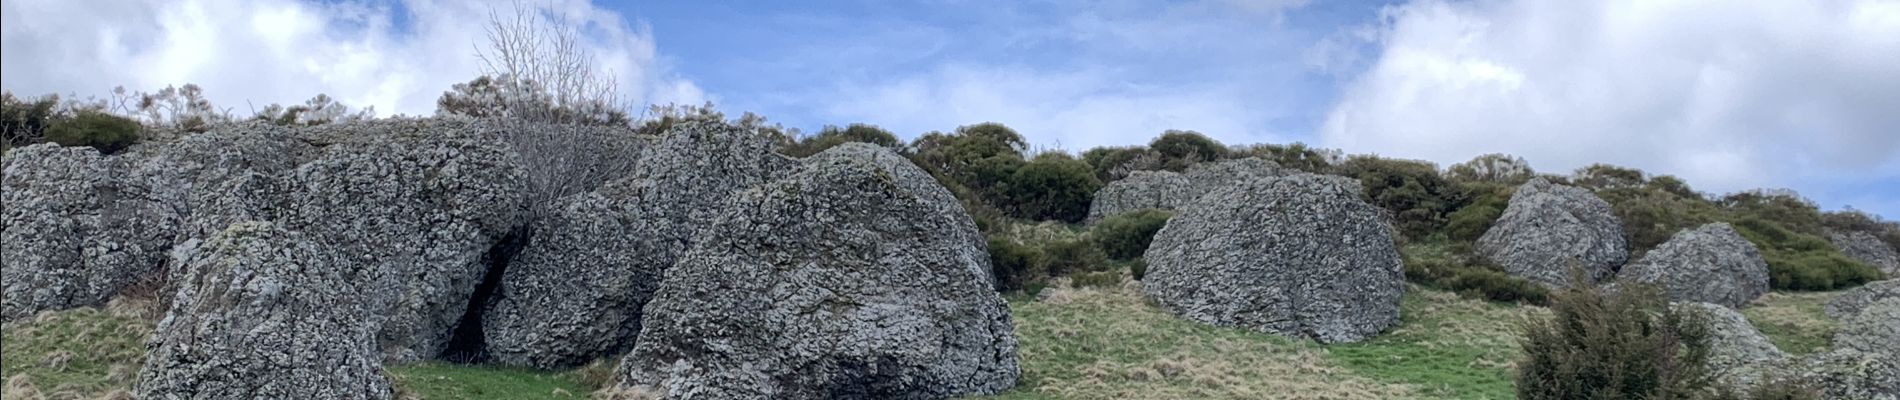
[1672,302,1787,392]
[1084,158,1286,224]
[1,144,172,324]
[135,221,391,399]
[1084,170,1190,224]
[1141,173,1403,344]
[612,143,1018,399]
[1477,178,1628,288]
[1830,230,1900,277]
[1825,279,1900,319]
[483,121,793,368]
[1617,223,1770,307]
[1832,298,1900,358]
[1796,349,1900,400]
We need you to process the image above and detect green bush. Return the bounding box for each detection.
[1093,209,1173,260]
[1401,244,1549,305]
[1129,259,1148,281]
[1597,186,1724,255]
[1517,280,1717,399]
[1337,156,1463,240]
[1732,218,1884,290]
[781,123,900,157]
[1232,142,1335,174]
[1003,153,1102,223]
[1445,182,1511,242]
[907,122,1029,212]
[1082,145,1151,182]
[44,110,141,154]
[1071,270,1121,289]
[1148,130,1227,171]
[987,236,1045,292]
[1040,238,1109,277]
[2,92,60,149]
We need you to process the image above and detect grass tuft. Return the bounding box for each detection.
[1741,291,1843,356]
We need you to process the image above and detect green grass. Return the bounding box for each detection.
[1327,288,1534,400]
[388,362,591,399]
[0,307,152,399]
[1742,290,1844,355]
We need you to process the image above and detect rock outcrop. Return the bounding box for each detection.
[1831,230,1900,277]
[612,143,1018,398]
[1796,349,1900,400]
[1673,302,1787,391]
[1832,298,1900,358]
[1,144,172,324]
[1477,178,1628,288]
[484,121,794,368]
[135,221,391,399]
[1084,158,1285,224]
[1617,223,1770,307]
[1141,173,1403,344]
[1825,279,1900,319]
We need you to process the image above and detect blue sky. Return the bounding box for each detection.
[3,0,1897,219]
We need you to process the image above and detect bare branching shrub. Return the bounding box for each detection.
[253,94,374,126]
[444,0,630,126]
[110,84,233,132]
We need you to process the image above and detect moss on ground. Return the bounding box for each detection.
[1742,290,1843,355]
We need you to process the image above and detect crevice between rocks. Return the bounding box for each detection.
[441,225,530,364]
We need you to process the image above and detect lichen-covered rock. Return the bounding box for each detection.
[1833,298,1900,358]
[1141,173,1403,344]
[1085,170,1190,224]
[278,119,530,362]
[1,144,171,324]
[1797,348,1900,400]
[1084,158,1285,224]
[1477,178,1628,288]
[1826,279,1900,319]
[1672,302,1787,392]
[135,221,391,400]
[613,143,1017,399]
[484,121,793,368]
[1831,230,1900,277]
[1617,223,1770,307]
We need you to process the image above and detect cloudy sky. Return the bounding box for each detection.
[4,0,1897,218]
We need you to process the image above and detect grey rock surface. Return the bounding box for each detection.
[135,221,391,400]
[1617,223,1770,307]
[1825,279,1900,319]
[1,144,171,324]
[1832,298,1900,358]
[1831,230,1900,277]
[1797,348,1900,400]
[613,143,1018,399]
[1673,302,1787,392]
[484,121,793,368]
[1477,178,1629,288]
[1141,173,1403,344]
[1084,158,1285,224]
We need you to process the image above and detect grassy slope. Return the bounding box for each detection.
[1741,290,1843,356]
[0,307,151,399]
[388,363,590,399]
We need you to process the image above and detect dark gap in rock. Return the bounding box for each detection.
[441,225,531,364]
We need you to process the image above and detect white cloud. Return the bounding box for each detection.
[1322,0,1900,199]
[1,0,701,117]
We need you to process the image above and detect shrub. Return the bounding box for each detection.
[1597,186,1724,255]
[1232,142,1338,174]
[1570,163,1648,190]
[1071,271,1121,289]
[1401,244,1549,305]
[781,123,899,157]
[1516,278,1717,399]
[1445,182,1511,242]
[1,92,60,148]
[43,110,141,154]
[1003,153,1102,223]
[1732,218,1884,290]
[1447,153,1534,184]
[907,123,1029,209]
[987,236,1044,292]
[1147,130,1227,171]
[1720,190,1826,236]
[1129,259,1148,281]
[1337,155,1463,240]
[1093,209,1173,260]
[1040,238,1109,277]
[1082,145,1151,182]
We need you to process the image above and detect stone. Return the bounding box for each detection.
[1617,223,1770,308]
[1830,230,1900,277]
[135,221,391,399]
[1832,298,1900,358]
[612,143,1018,399]
[1477,178,1628,288]
[1,144,171,324]
[484,120,794,368]
[1141,173,1404,344]
[1797,348,1900,400]
[1084,158,1286,224]
[1672,302,1787,392]
[1825,279,1900,319]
